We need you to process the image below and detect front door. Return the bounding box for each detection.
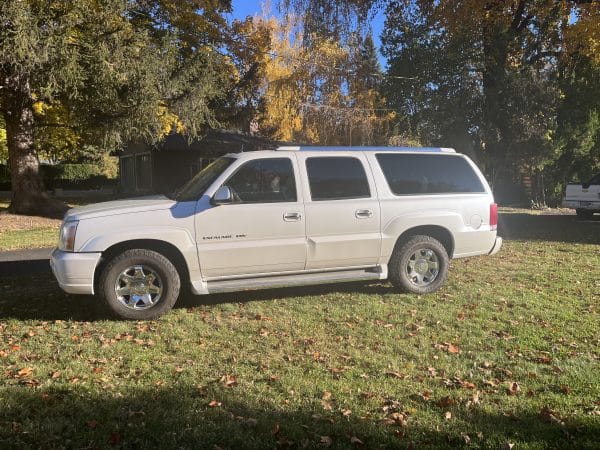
[296,154,381,269]
[195,157,306,279]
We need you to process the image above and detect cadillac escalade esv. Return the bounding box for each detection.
[51,146,502,319]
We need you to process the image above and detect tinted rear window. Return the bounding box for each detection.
[306,157,371,201]
[376,153,485,195]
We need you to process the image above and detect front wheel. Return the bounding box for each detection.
[388,235,449,294]
[98,249,180,320]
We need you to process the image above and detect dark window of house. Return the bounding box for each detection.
[225,158,297,203]
[135,153,152,191]
[375,153,485,195]
[306,157,371,201]
[121,156,135,192]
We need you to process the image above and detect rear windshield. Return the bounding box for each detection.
[375,153,485,195]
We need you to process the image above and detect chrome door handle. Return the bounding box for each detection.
[283,212,302,221]
[355,209,373,218]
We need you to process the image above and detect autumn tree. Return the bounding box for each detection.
[0,0,232,216]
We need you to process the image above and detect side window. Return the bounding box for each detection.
[306,157,371,201]
[376,153,485,195]
[224,158,297,203]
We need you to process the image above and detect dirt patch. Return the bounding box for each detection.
[0,210,61,232]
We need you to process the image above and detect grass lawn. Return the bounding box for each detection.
[0,200,60,251]
[0,210,598,449]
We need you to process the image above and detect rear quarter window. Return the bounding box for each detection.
[375,153,485,195]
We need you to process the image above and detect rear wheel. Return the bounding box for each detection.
[98,249,180,320]
[389,235,449,294]
[576,209,594,220]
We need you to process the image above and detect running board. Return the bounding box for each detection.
[206,268,384,294]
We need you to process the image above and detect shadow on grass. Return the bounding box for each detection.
[498,212,600,244]
[1,384,598,449]
[0,273,390,321]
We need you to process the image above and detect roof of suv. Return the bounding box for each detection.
[276,146,456,153]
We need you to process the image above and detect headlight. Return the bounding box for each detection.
[58,220,79,252]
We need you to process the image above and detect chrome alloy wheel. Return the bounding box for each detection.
[405,248,439,286]
[114,265,163,310]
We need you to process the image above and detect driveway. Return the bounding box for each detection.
[0,247,53,277]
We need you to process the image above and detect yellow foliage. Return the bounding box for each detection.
[158,106,185,136]
[34,101,81,162]
[32,101,46,115]
[0,127,7,162]
[565,1,600,64]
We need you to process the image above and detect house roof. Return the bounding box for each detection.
[127,130,280,155]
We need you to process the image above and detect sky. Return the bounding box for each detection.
[228,0,387,67]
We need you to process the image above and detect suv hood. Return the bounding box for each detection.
[65,195,177,221]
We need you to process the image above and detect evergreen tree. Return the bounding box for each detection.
[0,0,232,216]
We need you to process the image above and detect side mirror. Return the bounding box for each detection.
[212,186,233,205]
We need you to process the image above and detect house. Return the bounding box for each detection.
[120,130,278,194]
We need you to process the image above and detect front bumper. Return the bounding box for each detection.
[50,248,102,295]
[488,236,503,256]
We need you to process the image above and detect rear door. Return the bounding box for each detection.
[296,153,381,269]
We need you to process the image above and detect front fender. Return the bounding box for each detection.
[74,207,200,280]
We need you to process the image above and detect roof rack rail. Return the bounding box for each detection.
[276,146,456,153]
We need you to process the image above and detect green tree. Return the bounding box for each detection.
[382,0,600,196]
[0,0,231,216]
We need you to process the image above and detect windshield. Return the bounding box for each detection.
[175,157,236,201]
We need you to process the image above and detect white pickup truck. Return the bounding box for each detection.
[51,146,502,319]
[562,173,600,219]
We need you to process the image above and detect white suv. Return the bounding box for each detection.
[51,146,502,319]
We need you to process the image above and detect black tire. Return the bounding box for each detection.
[575,209,594,220]
[388,235,449,295]
[98,249,180,320]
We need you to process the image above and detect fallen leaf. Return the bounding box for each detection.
[507,382,520,396]
[350,435,364,445]
[447,344,460,354]
[437,396,456,408]
[385,371,408,379]
[418,390,432,401]
[540,406,564,425]
[219,374,238,388]
[320,435,333,447]
[108,432,121,446]
[560,385,572,395]
[207,400,222,408]
[16,367,33,378]
[444,411,452,420]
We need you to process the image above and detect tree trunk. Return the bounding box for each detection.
[2,73,67,218]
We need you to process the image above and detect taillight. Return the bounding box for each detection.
[490,203,498,231]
